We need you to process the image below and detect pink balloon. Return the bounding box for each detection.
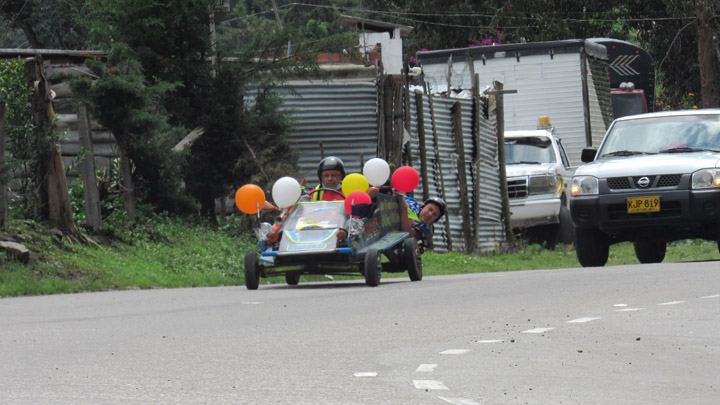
[391,166,420,193]
[344,191,372,216]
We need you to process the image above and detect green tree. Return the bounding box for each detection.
[0,0,88,48]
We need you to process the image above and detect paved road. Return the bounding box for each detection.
[1,261,718,404]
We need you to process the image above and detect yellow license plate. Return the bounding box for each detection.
[626,196,660,213]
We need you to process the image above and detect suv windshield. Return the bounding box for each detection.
[599,114,720,157]
[505,137,556,164]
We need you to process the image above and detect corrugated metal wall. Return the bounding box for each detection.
[271,81,380,186]
[408,93,503,253]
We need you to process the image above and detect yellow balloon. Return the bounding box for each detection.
[341,173,369,195]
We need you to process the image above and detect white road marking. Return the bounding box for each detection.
[416,364,438,372]
[658,300,686,306]
[522,327,555,334]
[413,380,449,390]
[476,339,503,343]
[615,308,644,312]
[440,349,470,355]
[353,372,377,377]
[614,303,628,307]
[241,302,264,305]
[567,317,601,323]
[438,397,480,405]
[701,294,720,299]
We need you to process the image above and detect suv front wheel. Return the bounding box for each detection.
[633,240,666,264]
[575,228,609,267]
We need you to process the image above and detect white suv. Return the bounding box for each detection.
[505,129,575,244]
[570,109,720,266]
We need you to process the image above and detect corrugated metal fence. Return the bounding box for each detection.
[270,81,380,182]
[406,91,503,253]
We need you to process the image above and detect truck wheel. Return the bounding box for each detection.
[364,249,382,287]
[285,272,300,285]
[244,252,260,290]
[403,238,422,281]
[555,204,575,245]
[633,240,666,263]
[574,228,609,267]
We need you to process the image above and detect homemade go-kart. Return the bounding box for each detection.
[243,190,423,289]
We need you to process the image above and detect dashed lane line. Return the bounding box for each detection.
[438,397,480,405]
[476,339,503,343]
[701,294,720,299]
[522,327,555,334]
[567,317,601,323]
[658,300,686,306]
[353,372,377,377]
[615,308,644,312]
[416,364,438,372]
[440,349,471,355]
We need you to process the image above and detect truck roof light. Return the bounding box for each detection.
[537,116,551,129]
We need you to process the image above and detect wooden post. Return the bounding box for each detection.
[383,76,394,164]
[471,73,482,253]
[392,81,404,167]
[446,55,453,93]
[77,103,101,231]
[426,92,450,251]
[403,58,413,166]
[376,76,385,158]
[451,102,472,252]
[413,91,429,202]
[24,56,54,218]
[490,81,515,243]
[0,102,7,229]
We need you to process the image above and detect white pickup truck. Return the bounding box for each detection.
[505,124,576,245]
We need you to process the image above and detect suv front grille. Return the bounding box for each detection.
[607,174,683,190]
[656,174,682,187]
[607,177,631,189]
[507,179,528,198]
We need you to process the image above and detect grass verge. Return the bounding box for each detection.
[1,216,718,297]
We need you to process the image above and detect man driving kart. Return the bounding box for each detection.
[311,156,346,201]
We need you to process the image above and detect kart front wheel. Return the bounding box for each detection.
[364,249,382,287]
[285,272,300,286]
[244,252,260,290]
[403,238,422,281]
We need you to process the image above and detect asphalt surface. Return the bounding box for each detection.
[1,261,718,404]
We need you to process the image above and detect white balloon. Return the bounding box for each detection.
[363,158,390,187]
[272,176,301,208]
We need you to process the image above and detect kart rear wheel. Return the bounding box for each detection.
[403,238,422,281]
[244,252,260,290]
[364,249,382,287]
[285,272,300,286]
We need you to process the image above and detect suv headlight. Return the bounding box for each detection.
[691,169,720,189]
[571,176,599,195]
[528,175,557,195]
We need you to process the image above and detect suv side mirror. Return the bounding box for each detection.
[581,148,597,163]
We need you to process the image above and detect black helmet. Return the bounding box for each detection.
[422,197,446,222]
[317,156,345,180]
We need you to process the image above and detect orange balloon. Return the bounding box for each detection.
[235,184,266,214]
